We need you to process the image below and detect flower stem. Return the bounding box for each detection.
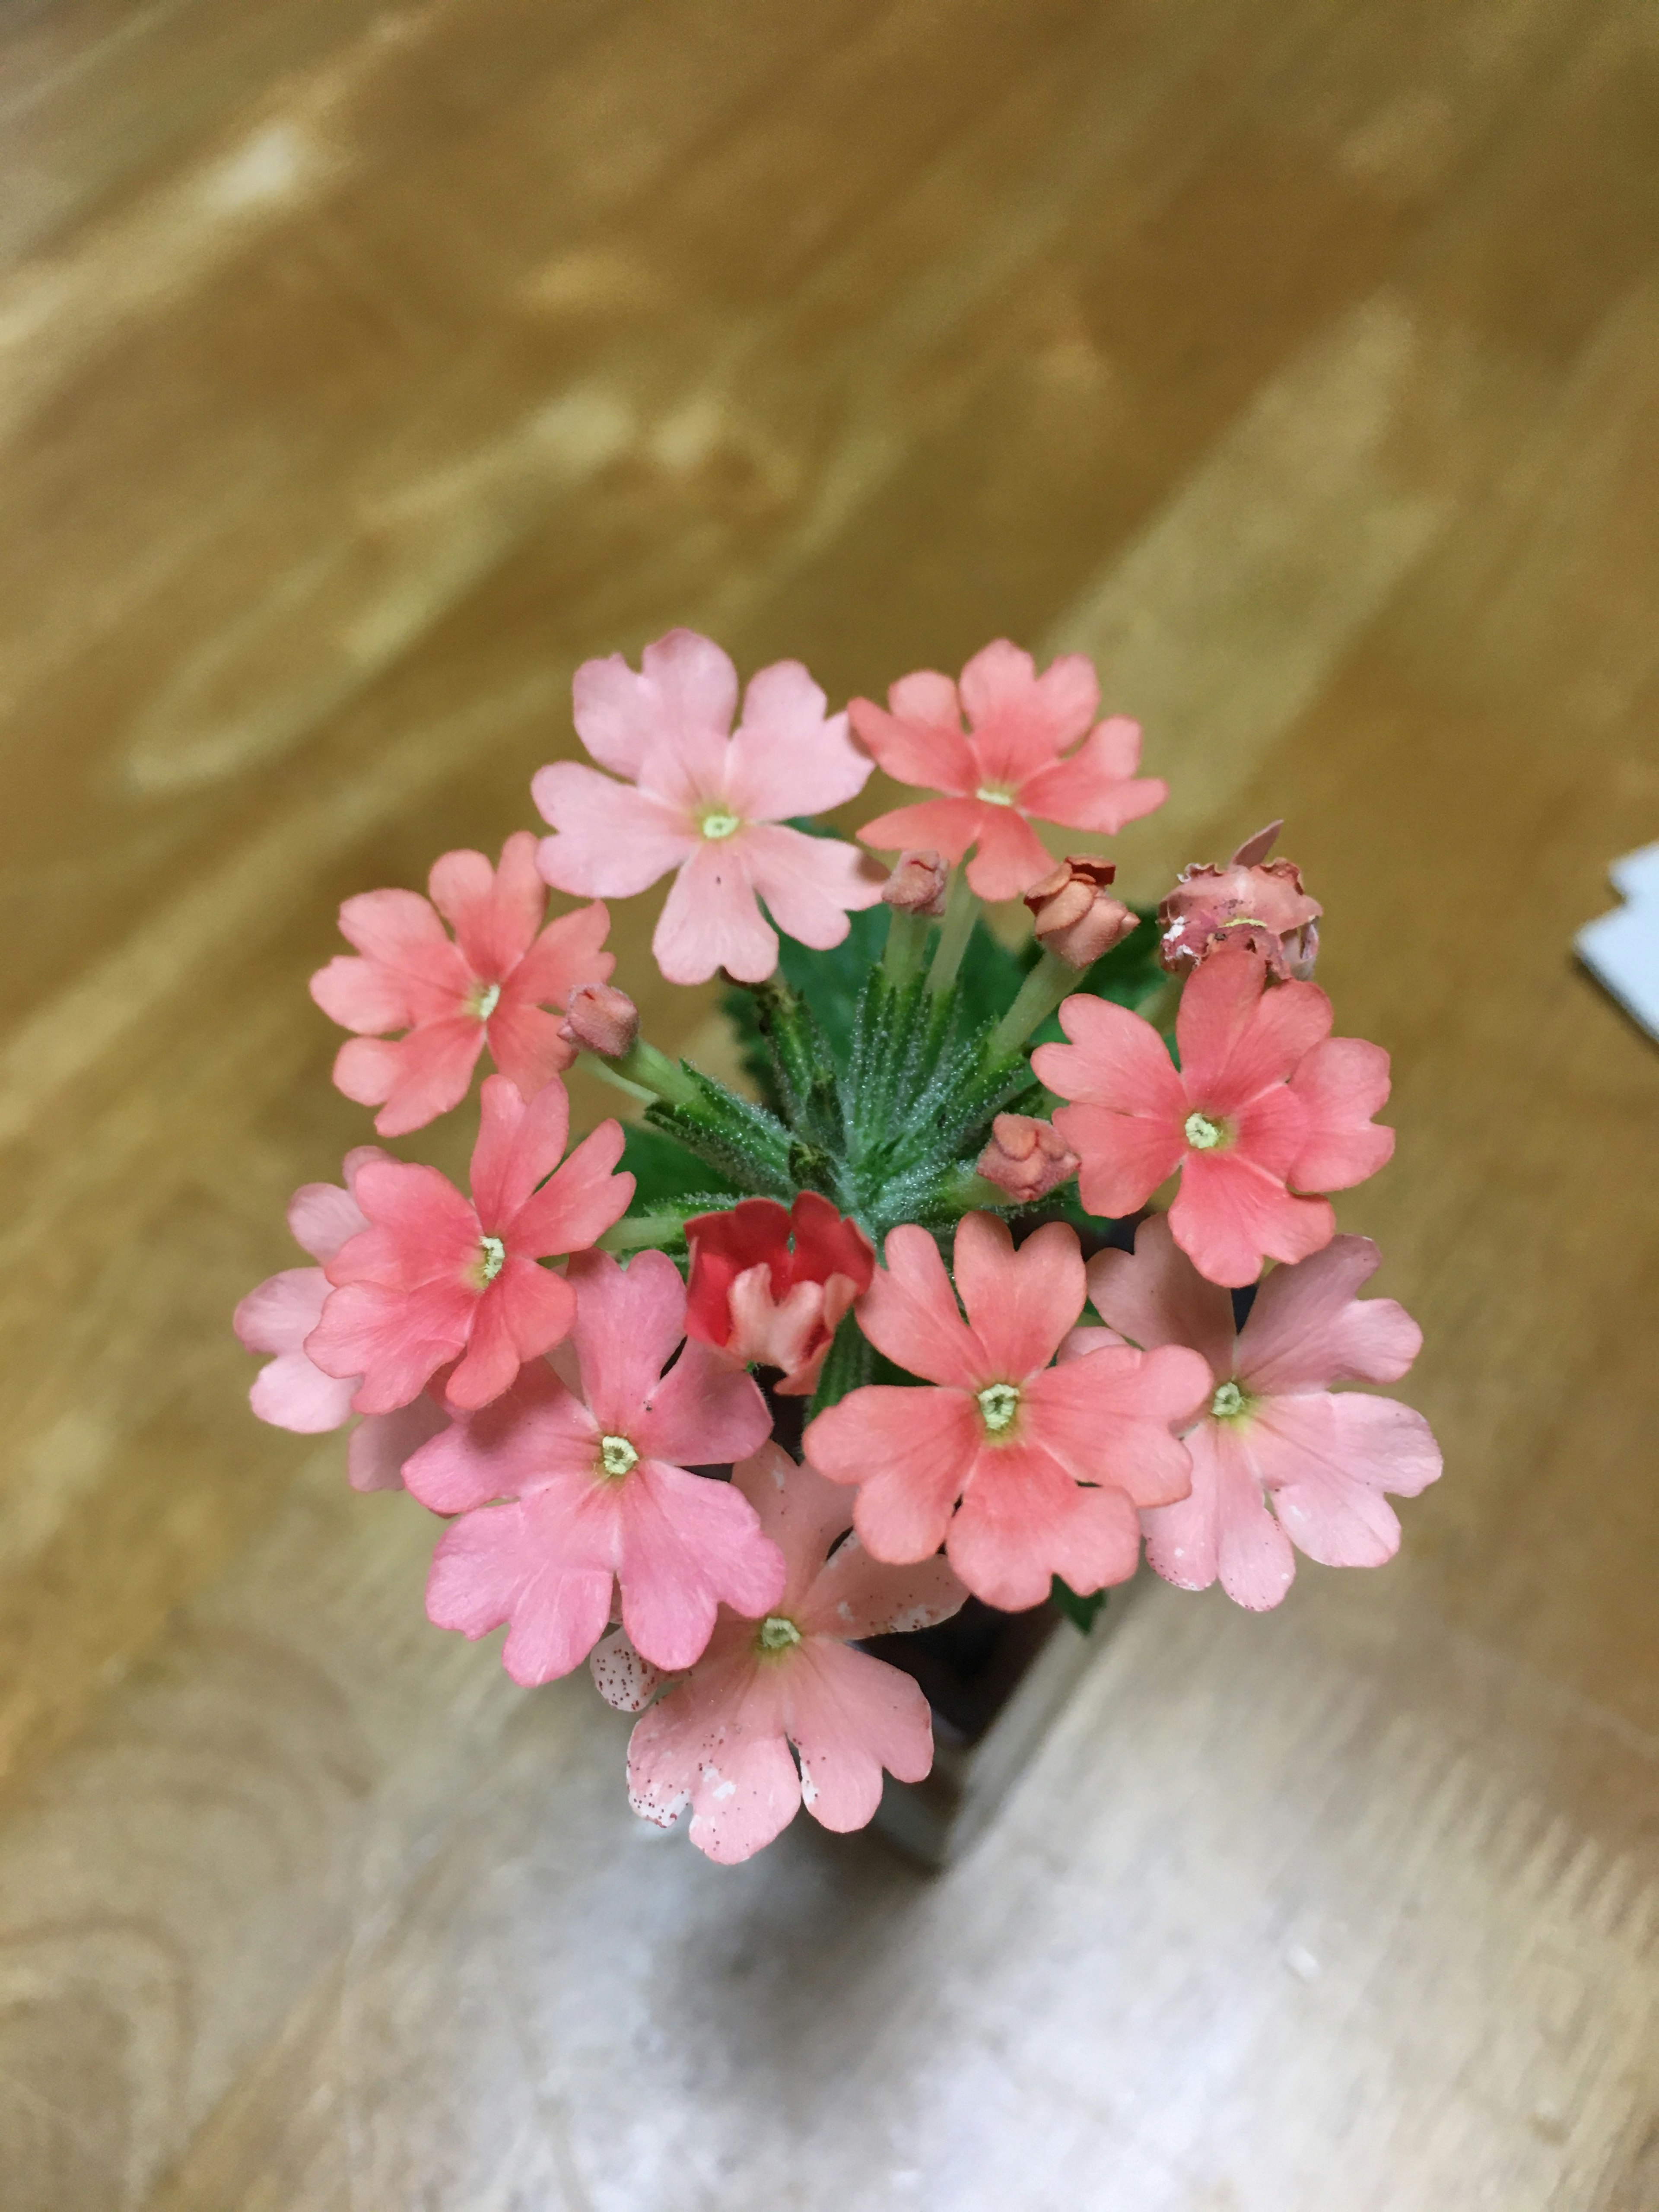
[882,905,931,986]
[926,870,978,995]
[597,1213,686,1254]
[984,949,1077,1065]
[578,1041,701,1110]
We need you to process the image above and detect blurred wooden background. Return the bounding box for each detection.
[2,1,1658,2205]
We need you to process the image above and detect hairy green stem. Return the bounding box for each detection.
[578,1040,700,1110]
[926,870,978,995]
[984,949,1081,1064]
[881,904,932,986]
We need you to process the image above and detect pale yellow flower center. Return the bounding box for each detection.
[599,1433,639,1478]
[700,807,742,841]
[975,784,1016,806]
[474,981,502,1021]
[1184,1111,1224,1151]
[477,1234,506,1283]
[977,1381,1021,1433]
[756,1615,802,1653]
[1210,1380,1247,1421]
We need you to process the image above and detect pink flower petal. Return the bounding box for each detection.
[235,1265,329,1357]
[960,641,1097,788]
[635,1336,771,1471]
[1170,1152,1334,1287]
[1287,1036,1395,1192]
[1237,1235,1421,1394]
[852,1222,985,1386]
[1084,1214,1234,1376]
[1051,1102,1187,1221]
[1017,718,1166,833]
[426,835,542,979]
[250,1348,359,1433]
[286,1179,372,1265]
[725,661,872,819]
[566,1248,687,1432]
[346,1392,448,1493]
[788,1640,935,1830]
[628,1658,801,1862]
[952,1213,1084,1382]
[311,1279,474,1414]
[1141,1420,1296,1609]
[960,804,1053,902]
[327,1159,480,1287]
[505,898,613,1011]
[1175,947,1330,1108]
[1253,1393,1442,1570]
[485,1001,576,1098]
[804,1383,979,1561]
[618,1461,785,1671]
[949,1439,1140,1610]
[330,887,471,1011]
[446,1260,575,1410]
[426,1494,616,1684]
[732,1442,857,1607]
[742,824,884,948]
[533,763,698,897]
[350,1016,487,1138]
[588,1625,667,1712]
[570,630,740,779]
[403,1357,589,1512]
[796,1531,967,1640]
[309,952,420,1034]
[470,1072,570,1231]
[1034,992,1186,1115]
[509,1119,632,1259]
[1027,1342,1208,1503]
[849,671,978,795]
[652,838,778,985]
[857,795,990,865]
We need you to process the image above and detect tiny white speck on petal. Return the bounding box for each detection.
[1286,1943,1321,1983]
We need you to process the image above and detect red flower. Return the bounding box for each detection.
[684,1194,875,1398]
[311,831,612,1136]
[1032,944,1392,1288]
[305,1074,632,1414]
[854,640,1165,901]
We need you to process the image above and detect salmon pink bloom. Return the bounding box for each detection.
[684,1193,875,1398]
[803,1214,1210,1611]
[532,629,881,986]
[853,640,1166,902]
[626,1444,967,1864]
[305,1074,632,1415]
[232,1149,446,1489]
[1077,1216,1440,1609]
[310,832,612,1137]
[404,1251,780,1681]
[1032,944,1393,1288]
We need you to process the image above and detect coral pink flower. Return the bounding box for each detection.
[305,1074,632,1415]
[1158,820,1322,983]
[404,1251,780,1681]
[684,1193,875,1398]
[232,1149,446,1489]
[533,629,881,986]
[310,832,613,1137]
[1076,1216,1440,1609]
[1032,944,1393,1288]
[802,1214,1210,1611]
[626,1444,967,1864]
[853,640,1166,902]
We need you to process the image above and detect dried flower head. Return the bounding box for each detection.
[1158,821,1322,982]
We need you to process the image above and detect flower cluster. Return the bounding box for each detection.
[238,630,1439,1864]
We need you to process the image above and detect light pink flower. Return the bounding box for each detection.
[404,1251,780,1681]
[626,1444,967,1864]
[232,1148,446,1489]
[854,640,1166,902]
[533,629,881,986]
[305,1074,632,1415]
[1158,821,1322,983]
[684,1193,875,1398]
[1075,1215,1440,1609]
[1032,944,1393,1288]
[310,832,613,1137]
[802,1214,1210,1611]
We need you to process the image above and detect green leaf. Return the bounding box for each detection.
[619,1122,741,1212]
[1051,1576,1109,1634]
[776,901,889,1064]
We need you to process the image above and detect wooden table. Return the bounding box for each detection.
[2,3,1656,2205]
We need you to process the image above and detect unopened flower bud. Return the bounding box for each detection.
[976,1114,1080,1204]
[1157,823,1322,982]
[1023,856,1138,968]
[559,982,640,1058]
[882,849,949,917]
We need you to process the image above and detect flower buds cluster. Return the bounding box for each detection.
[881,848,949,917]
[1158,821,1321,982]
[975,1113,1079,1204]
[1024,855,1138,968]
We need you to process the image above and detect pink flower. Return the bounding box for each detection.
[1158,820,1322,983]
[1032,944,1393,1288]
[404,1250,781,1681]
[305,1074,632,1415]
[802,1214,1210,1611]
[625,1444,968,1864]
[532,629,882,986]
[232,1148,446,1490]
[310,832,613,1137]
[684,1193,875,1398]
[854,640,1166,902]
[1076,1215,1440,1609]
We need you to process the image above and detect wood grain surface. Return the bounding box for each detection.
[2,3,1657,2206]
